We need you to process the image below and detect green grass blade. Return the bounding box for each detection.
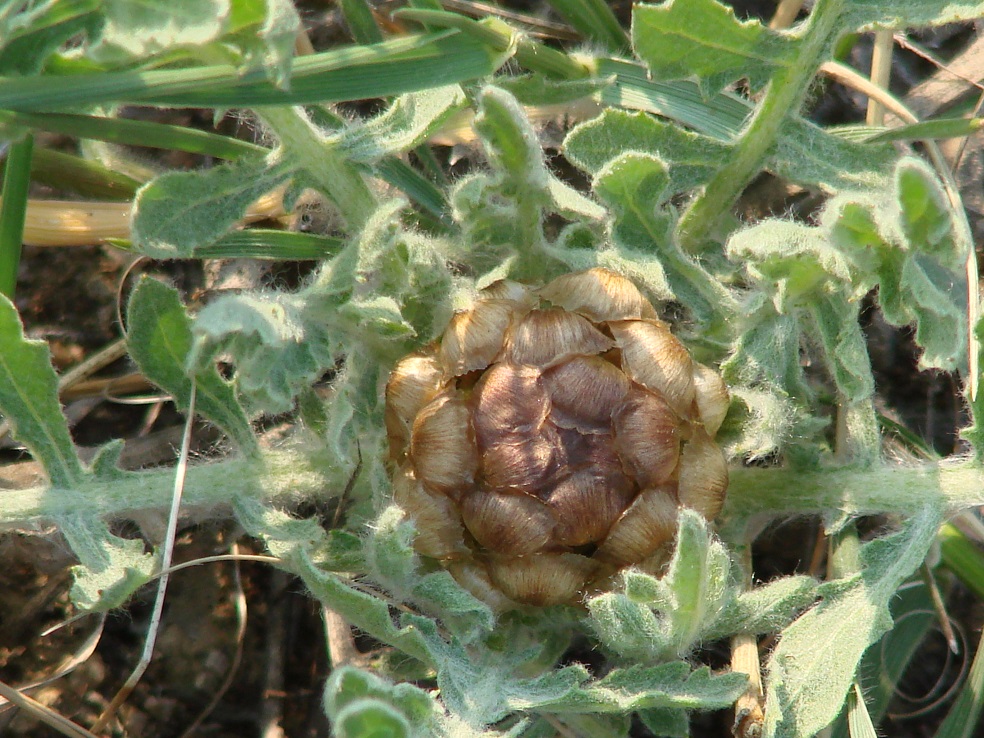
[111,230,345,260]
[30,147,142,200]
[0,110,265,160]
[339,0,384,44]
[375,156,449,224]
[933,628,984,738]
[544,0,629,54]
[596,58,750,141]
[939,522,984,601]
[0,31,503,110]
[0,294,85,488]
[865,117,983,144]
[0,135,33,298]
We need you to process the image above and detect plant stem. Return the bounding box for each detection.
[0,134,34,298]
[675,0,846,251]
[3,452,984,534]
[257,106,378,231]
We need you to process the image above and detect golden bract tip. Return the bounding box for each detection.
[538,267,658,322]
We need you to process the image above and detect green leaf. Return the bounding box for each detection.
[543,0,628,53]
[587,511,733,661]
[497,74,612,107]
[339,86,469,163]
[325,667,438,737]
[338,0,384,45]
[333,699,411,738]
[631,0,798,96]
[189,290,338,414]
[225,0,301,86]
[126,278,258,455]
[824,159,967,371]
[88,0,232,65]
[764,506,944,738]
[0,295,83,488]
[772,119,896,192]
[896,160,963,270]
[131,154,293,258]
[0,0,100,76]
[564,109,731,196]
[592,151,736,327]
[474,86,550,198]
[843,1,984,30]
[637,707,690,738]
[864,117,984,144]
[703,575,819,640]
[524,662,747,714]
[58,513,154,611]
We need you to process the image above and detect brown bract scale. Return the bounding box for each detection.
[385,268,730,608]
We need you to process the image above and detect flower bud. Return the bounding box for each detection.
[386,269,729,607]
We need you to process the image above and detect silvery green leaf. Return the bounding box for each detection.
[132,154,294,258]
[225,0,299,86]
[704,575,819,640]
[632,0,798,96]
[564,109,730,196]
[764,505,943,738]
[339,86,469,163]
[126,278,258,455]
[325,666,441,738]
[0,295,83,488]
[190,290,338,414]
[844,1,984,30]
[525,662,747,714]
[59,513,154,611]
[89,0,231,64]
[475,86,550,197]
[652,509,732,656]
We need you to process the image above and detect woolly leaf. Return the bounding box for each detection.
[325,666,439,738]
[189,290,338,414]
[764,505,943,738]
[704,575,819,640]
[844,1,984,30]
[587,511,733,661]
[89,0,232,64]
[131,154,293,258]
[524,662,747,714]
[0,0,100,75]
[58,513,154,611]
[631,0,799,96]
[225,0,300,86]
[126,278,258,455]
[564,109,730,196]
[340,86,469,163]
[0,295,83,488]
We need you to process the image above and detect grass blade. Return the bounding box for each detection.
[0,135,33,298]
[544,0,629,54]
[30,147,141,200]
[0,31,502,110]
[339,0,384,44]
[933,628,984,738]
[0,110,265,160]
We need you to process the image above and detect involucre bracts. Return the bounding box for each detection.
[385,268,728,607]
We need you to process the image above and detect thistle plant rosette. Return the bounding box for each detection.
[385,268,730,607]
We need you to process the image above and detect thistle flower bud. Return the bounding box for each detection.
[385,268,729,606]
